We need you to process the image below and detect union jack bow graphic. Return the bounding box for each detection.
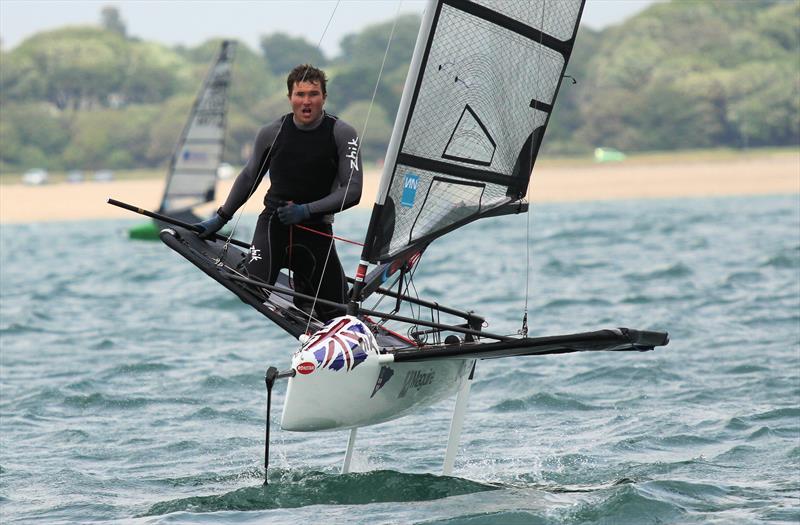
[303,316,377,372]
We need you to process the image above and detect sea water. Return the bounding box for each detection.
[1,194,798,524]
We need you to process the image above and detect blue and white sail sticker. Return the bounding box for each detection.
[400,172,419,208]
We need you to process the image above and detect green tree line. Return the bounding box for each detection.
[0,0,797,173]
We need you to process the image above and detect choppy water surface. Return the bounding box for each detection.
[1,195,798,524]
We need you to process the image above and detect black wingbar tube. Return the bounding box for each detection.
[107,198,251,249]
[345,276,484,326]
[390,328,670,362]
[225,273,513,342]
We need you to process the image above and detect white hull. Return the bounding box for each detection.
[280,317,473,431]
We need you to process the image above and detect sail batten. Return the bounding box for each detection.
[361,0,585,265]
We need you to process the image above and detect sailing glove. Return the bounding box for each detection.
[195,211,228,239]
[277,203,310,225]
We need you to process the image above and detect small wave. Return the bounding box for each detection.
[637,479,732,510]
[156,466,264,488]
[163,440,201,453]
[54,428,90,442]
[541,298,612,309]
[745,426,778,441]
[723,271,764,285]
[625,262,693,281]
[748,407,800,422]
[0,322,47,335]
[491,392,601,412]
[761,251,800,269]
[725,417,750,431]
[724,364,770,374]
[63,392,150,409]
[184,406,255,422]
[91,339,115,350]
[105,362,172,376]
[200,373,257,389]
[614,434,717,452]
[541,259,610,275]
[566,365,681,385]
[192,295,249,311]
[142,469,497,515]
[713,445,758,462]
[563,483,685,524]
[742,314,800,328]
[13,386,65,410]
[62,392,199,410]
[542,228,617,242]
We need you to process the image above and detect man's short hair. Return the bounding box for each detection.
[287,64,327,96]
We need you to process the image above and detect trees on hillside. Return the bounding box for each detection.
[260,33,327,76]
[0,1,797,173]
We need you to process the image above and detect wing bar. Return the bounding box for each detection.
[389,328,669,362]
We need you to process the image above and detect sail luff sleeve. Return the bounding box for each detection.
[361,0,585,264]
[355,0,440,274]
[373,0,440,208]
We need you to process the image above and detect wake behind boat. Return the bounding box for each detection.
[112,0,668,480]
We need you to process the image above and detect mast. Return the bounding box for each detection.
[348,0,439,313]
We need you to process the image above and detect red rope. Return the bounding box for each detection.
[295,224,365,246]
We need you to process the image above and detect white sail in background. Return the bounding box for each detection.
[362,0,585,263]
[160,41,236,216]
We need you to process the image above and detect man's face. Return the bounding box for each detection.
[289,80,326,125]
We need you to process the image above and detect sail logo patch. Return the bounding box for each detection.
[181,149,209,163]
[401,172,419,207]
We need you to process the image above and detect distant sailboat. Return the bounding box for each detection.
[128,40,236,240]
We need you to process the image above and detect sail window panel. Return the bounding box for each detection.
[468,0,583,42]
[401,3,564,178]
[383,165,510,257]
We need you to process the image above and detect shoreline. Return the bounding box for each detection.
[1,152,798,224]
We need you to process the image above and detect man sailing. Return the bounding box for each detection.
[196,64,362,321]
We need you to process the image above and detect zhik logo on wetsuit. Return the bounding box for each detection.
[401,172,419,207]
[249,246,261,262]
[346,138,359,171]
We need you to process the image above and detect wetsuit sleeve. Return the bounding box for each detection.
[219,118,282,218]
[305,119,363,216]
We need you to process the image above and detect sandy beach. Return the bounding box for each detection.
[1,152,797,224]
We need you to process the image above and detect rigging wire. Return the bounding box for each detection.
[520,0,548,338]
[367,271,404,313]
[303,0,404,334]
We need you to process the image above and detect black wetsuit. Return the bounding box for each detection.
[220,112,362,321]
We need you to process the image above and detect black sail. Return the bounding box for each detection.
[361,0,585,264]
